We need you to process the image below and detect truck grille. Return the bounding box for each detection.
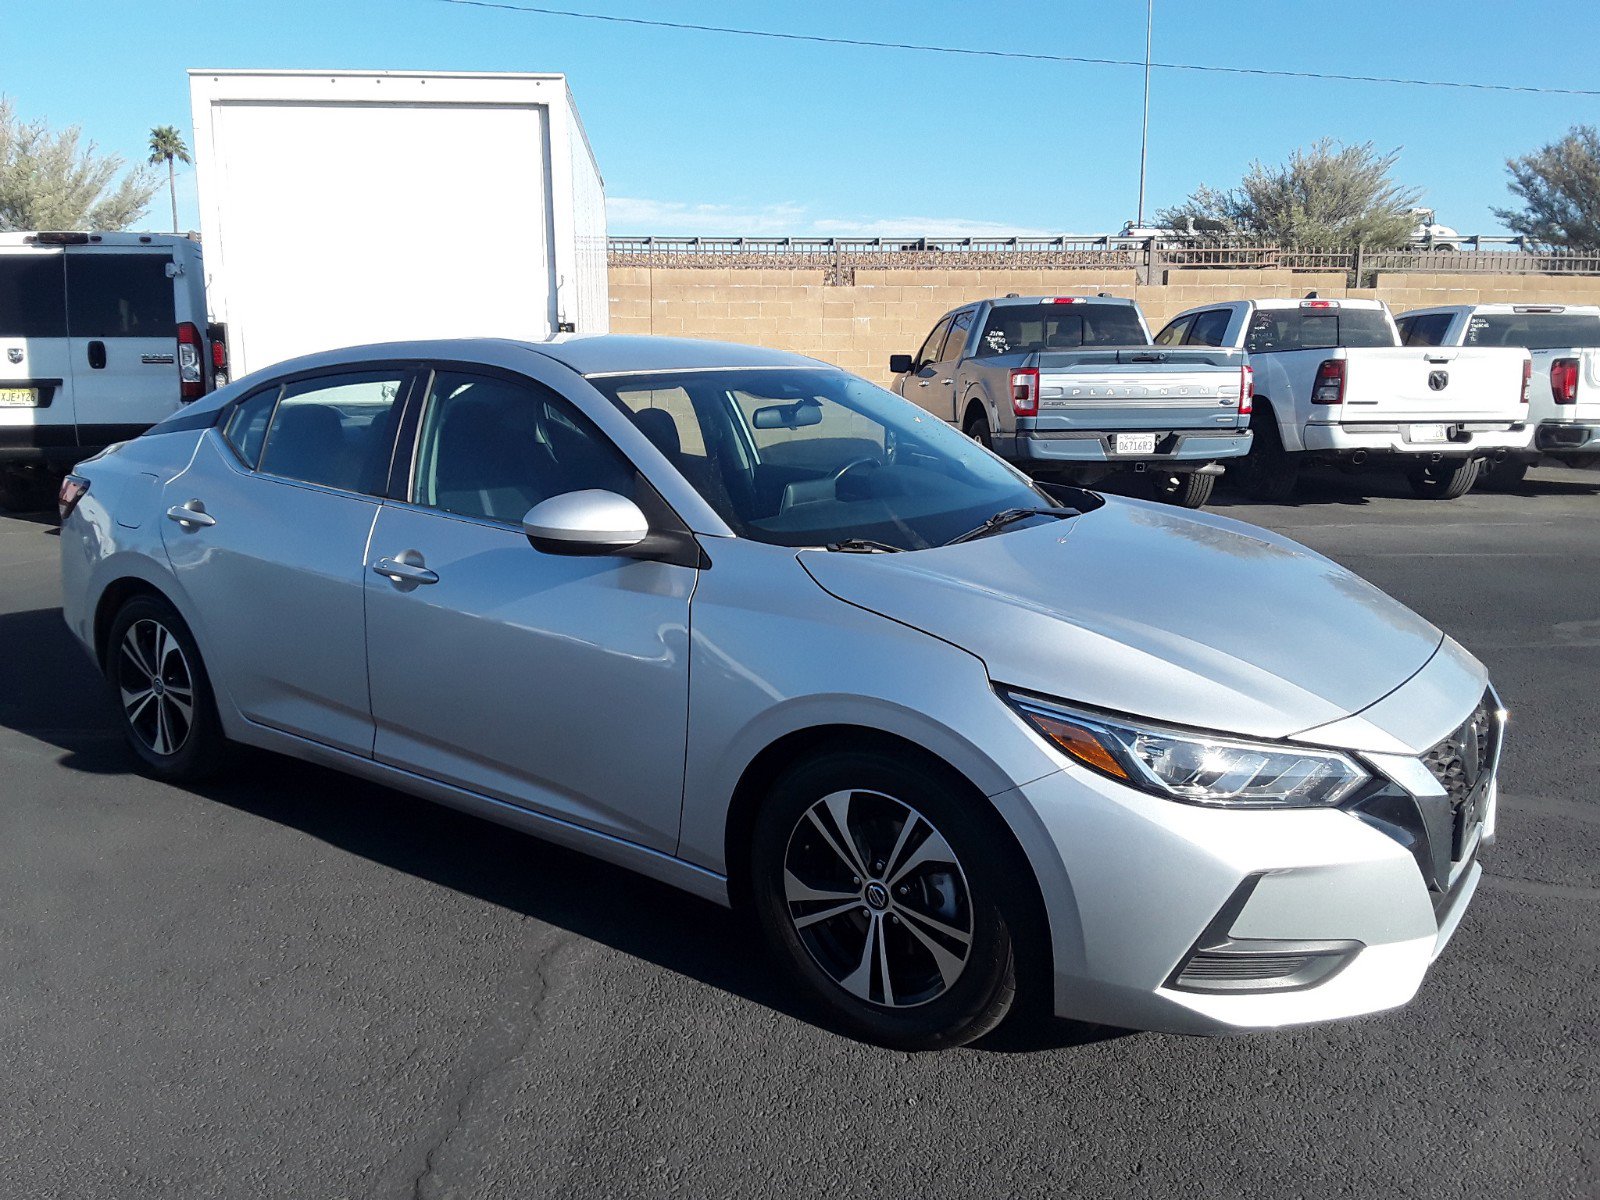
[1420,690,1498,805]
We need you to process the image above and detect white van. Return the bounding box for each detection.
[0,232,218,510]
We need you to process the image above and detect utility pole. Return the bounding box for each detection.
[1136,0,1153,227]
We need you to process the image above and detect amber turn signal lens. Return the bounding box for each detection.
[1030,714,1128,779]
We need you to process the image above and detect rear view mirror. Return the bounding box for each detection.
[889,353,914,374]
[750,399,824,430]
[522,490,648,556]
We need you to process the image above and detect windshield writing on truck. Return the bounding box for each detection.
[975,303,1147,356]
[1464,313,1600,350]
[1244,308,1396,353]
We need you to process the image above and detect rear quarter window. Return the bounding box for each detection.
[223,385,281,468]
[66,254,176,337]
[0,255,68,338]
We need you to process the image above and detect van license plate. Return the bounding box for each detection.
[0,387,39,407]
[1409,424,1448,443]
[1113,433,1158,455]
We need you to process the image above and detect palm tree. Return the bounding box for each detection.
[147,126,191,233]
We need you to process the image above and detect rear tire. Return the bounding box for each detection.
[1477,458,1529,491]
[1408,457,1480,499]
[1234,409,1300,502]
[106,594,227,783]
[964,411,994,451]
[1153,470,1216,509]
[750,749,1023,1050]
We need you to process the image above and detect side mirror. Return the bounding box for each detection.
[522,490,649,556]
[888,353,914,375]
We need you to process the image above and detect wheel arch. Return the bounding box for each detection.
[93,576,171,669]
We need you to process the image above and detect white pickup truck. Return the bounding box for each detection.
[1395,303,1600,488]
[1157,298,1532,500]
[891,296,1253,508]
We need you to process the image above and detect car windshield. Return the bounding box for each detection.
[1244,307,1396,352]
[1463,313,1600,350]
[592,368,1072,550]
[974,302,1147,356]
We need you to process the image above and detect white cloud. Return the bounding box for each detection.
[607,196,1054,239]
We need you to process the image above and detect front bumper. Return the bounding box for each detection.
[1003,429,1252,466]
[991,684,1499,1036]
[1300,421,1526,459]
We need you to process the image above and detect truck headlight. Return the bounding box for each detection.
[1004,691,1368,808]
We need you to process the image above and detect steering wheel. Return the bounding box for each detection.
[831,456,883,501]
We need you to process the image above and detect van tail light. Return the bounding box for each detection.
[1312,358,1345,405]
[1239,364,1254,415]
[177,322,204,401]
[1010,367,1040,417]
[1521,357,1532,405]
[1551,357,1579,404]
[58,474,89,521]
[208,322,230,387]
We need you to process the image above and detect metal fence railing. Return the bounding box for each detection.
[607,236,1600,285]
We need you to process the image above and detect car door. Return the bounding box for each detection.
[64,248,181,446]
[162,365,416,754]
[362,365,695,853]
[0,248,74,447]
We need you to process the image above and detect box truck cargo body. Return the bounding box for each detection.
[188,70,608,376]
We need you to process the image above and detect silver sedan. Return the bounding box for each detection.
[59,336,1500,1049]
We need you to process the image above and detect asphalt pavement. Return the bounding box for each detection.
[1,465,1596,1199]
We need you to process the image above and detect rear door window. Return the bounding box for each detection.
[65,254,176,337]
[1398,313,1453,346]
[0,255,68,338]
[1185,309,1232,347]
[257,370,408,494]
[1153,316,1192,346]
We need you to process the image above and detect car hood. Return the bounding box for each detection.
[798,497,1444,741]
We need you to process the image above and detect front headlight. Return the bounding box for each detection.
[1004,690,1369,808]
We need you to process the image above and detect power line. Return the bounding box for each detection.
[432,0,1600,97]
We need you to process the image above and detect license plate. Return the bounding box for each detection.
[1409,423,1448,443]
[0,387,39,407]
[1113,432,1158,455]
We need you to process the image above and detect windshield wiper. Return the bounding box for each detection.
[944,507,1079,547]
[823,538,905,553]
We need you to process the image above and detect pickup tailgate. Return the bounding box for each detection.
[1031,347,1250,432]
[1338,347,1526,422]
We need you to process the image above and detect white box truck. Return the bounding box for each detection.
[188,69,608,377]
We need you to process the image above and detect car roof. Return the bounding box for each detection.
[1249,297,1388,311]
[528,334,828,376]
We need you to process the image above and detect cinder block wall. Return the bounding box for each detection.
[609,267,1600,386]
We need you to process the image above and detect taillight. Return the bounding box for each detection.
[177,322,203,401]
[208,322,229,387]
[1521,357,1532,405]
[1046,297,1085,305]
[58,474,89,521]
[1239,364,1254,416]
[1312,359,1345,405]
[1010,367,1040,417]
[1551,357,1579,404]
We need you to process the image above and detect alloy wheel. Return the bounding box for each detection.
[117,618,195,757]
[782,789,974,1008]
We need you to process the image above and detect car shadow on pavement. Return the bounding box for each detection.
[0,603,1129,1055]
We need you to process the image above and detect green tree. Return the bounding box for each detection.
[1494,125,1600,249]
[1158,139,1422,247]
[148,125,191,233]
[0,97,157,231]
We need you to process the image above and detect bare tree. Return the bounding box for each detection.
[0,97,159,231]
[1494,125,1600,249]
[1159,139,1422,247]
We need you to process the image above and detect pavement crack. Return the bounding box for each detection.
[408,930,577,1200]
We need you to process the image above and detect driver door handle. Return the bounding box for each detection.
[372,555,439,586]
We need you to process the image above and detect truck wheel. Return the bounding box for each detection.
[964,412,994,450]
[1235,411,1300,502]
[1408,458,1481,500]
[1477,459,1529,491]
[1154,470,1215,509]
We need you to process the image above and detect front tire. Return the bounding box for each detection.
[750,750,1021,1050]
[106,594,227,782]
[1408,457,1480,499]
[1153,470,1216,509]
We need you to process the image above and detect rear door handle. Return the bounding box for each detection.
[372,554,439,586]
[165,501,215,528]
[87,340,106,369]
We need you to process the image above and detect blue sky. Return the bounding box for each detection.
[7,0,1599,237]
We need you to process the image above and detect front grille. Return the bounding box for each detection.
[1420,690,1497,805]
